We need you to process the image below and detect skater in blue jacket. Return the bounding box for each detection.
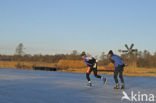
[81,52,108,87]
[108,50,125,89]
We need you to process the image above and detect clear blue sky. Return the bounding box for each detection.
[0,0,156,56]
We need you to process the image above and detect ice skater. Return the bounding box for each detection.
[108,50,125,89]
[81,52,108,87]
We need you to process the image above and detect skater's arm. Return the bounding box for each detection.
[83,58,92,66]
[84,60,92,66]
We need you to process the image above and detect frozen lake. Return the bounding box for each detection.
[0,68,155,103]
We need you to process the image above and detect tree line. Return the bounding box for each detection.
[137,50,156,68]
[0,43,155,68]
[0,50,156,68]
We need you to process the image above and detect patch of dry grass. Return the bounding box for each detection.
[0,61,56,70]
[0,60,155,77]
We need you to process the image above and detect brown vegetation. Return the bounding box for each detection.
[0,50,156,77]
[0,61,56,70]
[57,60,86,68]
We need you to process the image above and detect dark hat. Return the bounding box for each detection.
[108,50,114,55]
[81,52,86,56]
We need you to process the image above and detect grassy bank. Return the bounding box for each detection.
[63,67,156,77]
[0,61,57,70]
[0,61,156,77]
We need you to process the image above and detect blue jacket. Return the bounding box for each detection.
[83,56,96,66]
[110,55,124,67]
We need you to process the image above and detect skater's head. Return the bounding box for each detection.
[108,50,114,57]
[81,52,86,59]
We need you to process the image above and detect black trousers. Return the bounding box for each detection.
[114,66,124,84]
[86,63,101,81]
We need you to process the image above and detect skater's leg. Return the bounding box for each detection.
[86,66,92,87]
[86,66,92,82]
[93,63,102,79]
[114,68,120,89]
[114,69,119,84]
[119,70,124,83]
[93,68,101,79]
[119,68,125,89]
[93,63,108,86]
[86,73,90,81]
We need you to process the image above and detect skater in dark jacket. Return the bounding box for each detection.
[81,52,108,87]
[108,50,125,89]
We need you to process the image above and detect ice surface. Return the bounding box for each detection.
[0,68,155,103]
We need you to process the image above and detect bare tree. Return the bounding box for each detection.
[98,52,108,66]
[99,52,105,61]
[15,43,25,56]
